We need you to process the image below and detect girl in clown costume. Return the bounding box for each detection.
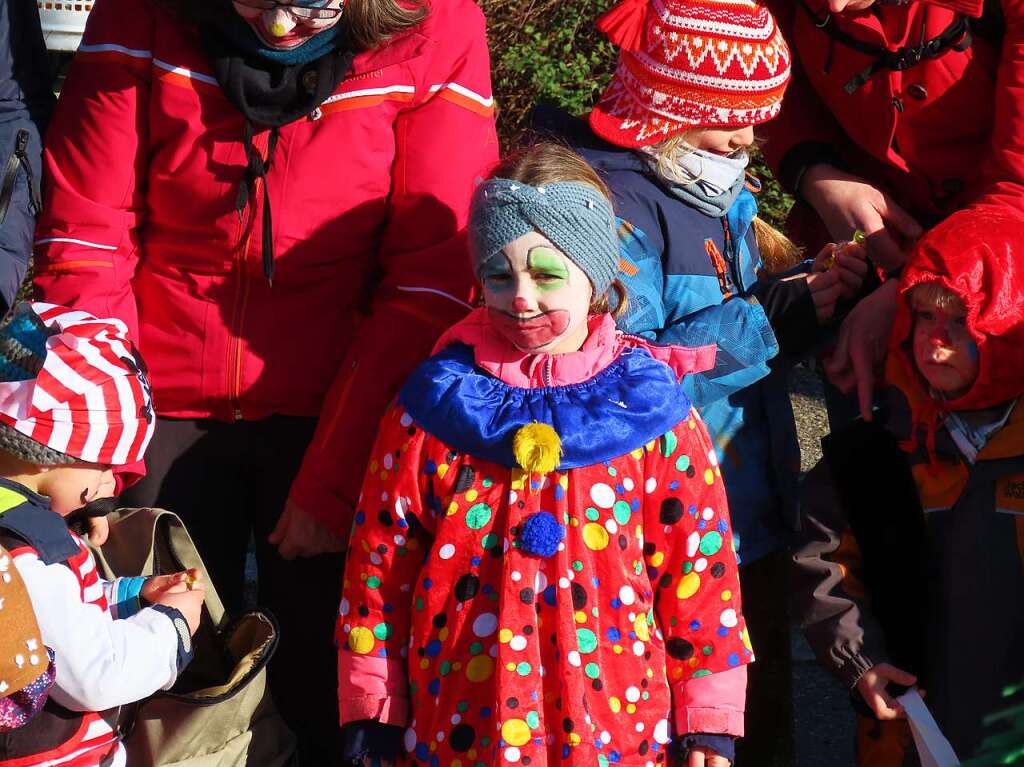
[336,144,750,767]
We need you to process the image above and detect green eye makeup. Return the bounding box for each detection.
[526,247,570,290]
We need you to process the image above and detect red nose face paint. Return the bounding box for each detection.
[488,308,571,351]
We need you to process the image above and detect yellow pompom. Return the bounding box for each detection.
[512,422,562,475]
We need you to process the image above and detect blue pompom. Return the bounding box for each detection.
[518,511,565,558]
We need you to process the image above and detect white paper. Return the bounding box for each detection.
[896,689,961,767]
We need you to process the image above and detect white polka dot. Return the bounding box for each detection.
[568,650,582,667]
[635,722,645,733]
[338,598,350,616]
[508,491,518,504]
[438,543,456,560]
[686,531,701,557]
[400,413,413,427]
[473,613,498,637]
[633,641,645,656]
[625,686,641,703]
[654,719,671,744]
[721,608,738,628]
[702,507,715,521]
[510,570,522,582]
[559,577,570,589]
[404,728,417,752]
[590,483,616,509]
[707,448,719,467]
[510,635,528,651]
[645,478,657,494]
[505,746,521,763]
[381,491,389,502]
[383,454,394,470]
[604,519,618,534]
[619,585,636,606]
[451,714,461,724]
[393,535,406,546]
[694,558,708,573]
[600,731,612,744]
[534,572,548,593]
[370,553,383,565]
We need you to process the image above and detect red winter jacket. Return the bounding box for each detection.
[33,0,498,528]
[761,0,1024,246]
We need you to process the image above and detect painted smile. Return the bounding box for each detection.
[488,308,571,350]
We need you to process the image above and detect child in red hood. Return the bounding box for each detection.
[792,206,1024,763]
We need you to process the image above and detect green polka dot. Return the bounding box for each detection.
[591,607,599,618]
[634,561,643,575]
[613,500,632,525]
[607,466,617,477]
[415,597,424,611]
[466,503,492,530]
[584,662,600,679]
[675,454,691,472]
[599,754,610,767]
[682,561,694,574]
[440,661,452,676]
[642,691,650,700]
[699,531,723,556]
[585,507,600,522]
[702,645,713,656]
[572,560,584,572]
[692,669,712,678]
[526,711,540,729]
[481,533,499,549]
[469,642,483,655]
[516,662,532,676]
[372,622,391,640]
[577,628,598,654]
[457,700,469,713]
[366,576,381,589]
[482,478,493,488]
[659,431,678,457]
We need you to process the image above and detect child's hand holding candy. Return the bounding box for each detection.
[143,569,205,635]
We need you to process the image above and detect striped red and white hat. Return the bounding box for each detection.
[590,0,791,147]
[0,303,154,467]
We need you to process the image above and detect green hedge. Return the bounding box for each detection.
[478,0,794,228]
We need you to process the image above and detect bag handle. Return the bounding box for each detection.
[90,507,228,629]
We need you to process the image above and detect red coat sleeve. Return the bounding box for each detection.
[32,0,151,343]
[642,410,751,737]
[289,1,499,535]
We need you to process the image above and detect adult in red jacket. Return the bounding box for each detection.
[33,0,497,759]
[761,0,1024,420]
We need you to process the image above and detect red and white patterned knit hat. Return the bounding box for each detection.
[0,303,155,466]
[590,0,792,147]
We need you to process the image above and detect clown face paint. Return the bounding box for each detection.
[481,232,593,354]
[911,290,979,399]
[232,0,345,49]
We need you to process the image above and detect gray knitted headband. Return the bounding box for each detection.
[469,178,620,296]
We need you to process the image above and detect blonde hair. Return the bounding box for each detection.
[345,0,428,50]
[909,281,966,313]
[490,142,628,318]
[644,133,803,274]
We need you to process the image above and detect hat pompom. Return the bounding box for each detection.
[597,0,648,50]
[518,511,565,558]
[513,422,562,475]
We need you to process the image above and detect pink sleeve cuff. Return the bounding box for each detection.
[288,473,355,538]
[338,653,409,726]
[673,665,747,737]
[338,693,410,727]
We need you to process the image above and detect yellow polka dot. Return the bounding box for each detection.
[568,733,582,747]
[379,471,387,481]
[715,467,721,477]
[741,627,752,652]
[582,523,609,551]
[429,742,437,752]
[505,663,516,671]
[688,419,696,429]
[559,475,569,489]
[453,760,462,767]
[447,502,459,516]
[499,629,513,644]
[646,440,657,451]
[419,659,429,670]
[501,719,531,747]
[570,518,579,528]
[689,657,699,667]
[646,668,654,678]
[465,489,478,502]
[466,655,494,682]
[574,611,587,624]
[634,615,650,642]
[721,590,732,601]
[650,551,665,568]
[468,750,477,760]
[370,460,379,472]
[704,469,715,485]
[630,448,644,460]
[453,662,462,671]
[609,696,622,713]
[672,667,683,680]
[613,644,623,654]
[677,572,701,599]
[626,703,637,714]
[348,626,375,655]
[439,627,449,641]
[437,463,448,478]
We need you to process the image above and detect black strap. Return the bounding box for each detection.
[799,2,972,92]
[0,129,38,228]
[235,123,280,285]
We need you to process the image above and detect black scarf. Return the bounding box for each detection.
[200,24,355,283]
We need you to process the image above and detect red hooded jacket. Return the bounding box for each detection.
[761,0,1024,248]
[32,0,498,527]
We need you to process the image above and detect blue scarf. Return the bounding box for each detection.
[217,12,342,65]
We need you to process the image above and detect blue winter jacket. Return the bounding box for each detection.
[575,136,802,565]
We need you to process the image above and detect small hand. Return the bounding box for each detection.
[856,663,918,720]
[802,266,843,323]
[687,747,731,767]
[152,581,205,636]
[86,515,110,546]
[269,499,346,560]
[141,569,203,603]
[800,164,921,273]
[812,241,869,300]
[823,279,900,420]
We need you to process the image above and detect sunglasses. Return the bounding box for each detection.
[232,0,344,20]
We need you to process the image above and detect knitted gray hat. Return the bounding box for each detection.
[469,179,620,296]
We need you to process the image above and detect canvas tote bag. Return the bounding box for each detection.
[89,507,297,766]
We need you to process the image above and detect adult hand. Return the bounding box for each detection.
[824,279,900,421]
[269,498,346,560]
[800,164,922,273]
[856,663,918,720]
[86,515,110,546]
[687,747,731,767]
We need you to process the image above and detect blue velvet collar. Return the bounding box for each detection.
[399,344,692,469]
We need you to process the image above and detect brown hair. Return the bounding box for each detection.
[489,142,628,318]
[148,0,426,51]
[644,133,803,274]
[909,281,966,313]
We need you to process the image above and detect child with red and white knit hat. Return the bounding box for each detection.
[542,0,872,763]
[0,302,203,767]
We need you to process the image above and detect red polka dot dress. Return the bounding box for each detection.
[337,391,751,767]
